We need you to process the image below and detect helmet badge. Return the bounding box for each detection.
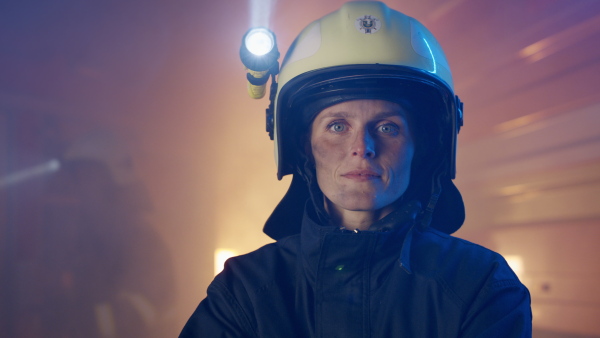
[355,15,381,34]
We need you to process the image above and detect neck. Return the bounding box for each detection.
[325,199,395,231]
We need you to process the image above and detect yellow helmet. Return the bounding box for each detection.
[271,1,462,180]
[264,1,464,238]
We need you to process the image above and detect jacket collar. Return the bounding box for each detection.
[299,203,416,287]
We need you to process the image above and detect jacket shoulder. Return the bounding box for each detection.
[411,228,525,306]
[179,236,302,337]
[216,234,300,291]
[412,227,512,269]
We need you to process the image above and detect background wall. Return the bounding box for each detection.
[1,0,599,336]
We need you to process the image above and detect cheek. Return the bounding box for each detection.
[311,139,348,196]
[311,138,344,171]
[395,145,415,183]
[310,141,327,165]
[399,144,415,168]
[385,141,414,179]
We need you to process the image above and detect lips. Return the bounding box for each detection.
[342,169,381,181]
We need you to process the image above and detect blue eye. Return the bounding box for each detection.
[328,122,346,133]
[377,123,399,135]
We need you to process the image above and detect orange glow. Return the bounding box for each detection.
[503,255,524,279]
[493,112,546,134]
[214,249,238,276]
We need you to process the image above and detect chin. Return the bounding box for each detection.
[332,196,390,212]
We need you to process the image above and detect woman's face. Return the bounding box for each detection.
[310,99,414,213]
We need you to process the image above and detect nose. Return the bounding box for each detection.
[351,129,376,158]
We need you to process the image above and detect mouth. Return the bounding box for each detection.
[342,170,381,181]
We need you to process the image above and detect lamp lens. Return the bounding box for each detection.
[245,28,274,56]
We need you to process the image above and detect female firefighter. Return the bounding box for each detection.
[180,2,532,337]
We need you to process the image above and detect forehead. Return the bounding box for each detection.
[314,99,407,120]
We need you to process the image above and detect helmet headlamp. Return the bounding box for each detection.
[240,27,280,101]
[244,28,275,56]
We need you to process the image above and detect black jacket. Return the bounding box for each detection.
[180,208,531,337]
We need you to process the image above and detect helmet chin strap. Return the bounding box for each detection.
[417,155,446,230]
[418,180,441,231]
[368,199,422,232]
